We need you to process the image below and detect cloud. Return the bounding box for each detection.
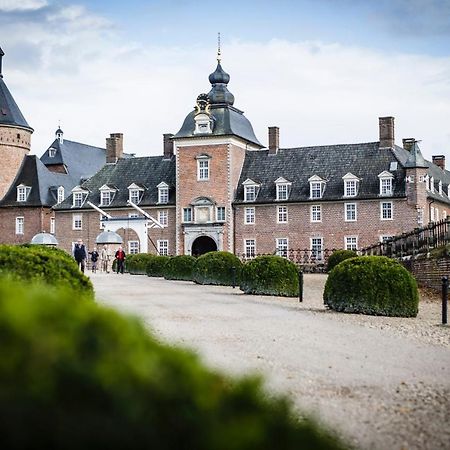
[0,0,48,12]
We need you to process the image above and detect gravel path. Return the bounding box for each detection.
[91,273,450,450]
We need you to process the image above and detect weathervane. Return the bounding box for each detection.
[217,32,221,63]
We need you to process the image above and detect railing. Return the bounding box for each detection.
[361,217,450,258]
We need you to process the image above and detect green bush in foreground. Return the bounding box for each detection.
[0,279,345,450]
[164,255,196,281]
[193,251,242,286]
[0,244,93,298]
[240,255,299,297]
[324,256,419,317]
[146,255,169,277]
[326,250,357,273]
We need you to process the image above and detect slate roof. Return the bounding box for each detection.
[55,156,176,210]
[0,76,33,131]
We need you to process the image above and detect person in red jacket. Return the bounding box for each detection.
[115,246,126,274]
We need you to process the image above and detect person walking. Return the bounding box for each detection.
[101,245,110,273]
[89,247,99,273]
[73,239,87,273]
[115,246,126,274]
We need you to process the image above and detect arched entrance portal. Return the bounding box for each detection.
[192,236,217,256]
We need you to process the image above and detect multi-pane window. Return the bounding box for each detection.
[311,205,321,222]
[129,189,140,204]
[245,207,255,224]
[100,191,111,206]
[244,239,256,259]
[128,241,140,254]
[310,182,323,199]
[57,186,65,204]
[158,185,169,204]
[345,236,358,251]
[50,217,55,234]
[157,240,169,256]
[380,178,393,196]
[311,237,323,261]
[344,180,358,197]
[381,201,393,220]
[158,210,168,227]
[276,184,289,201]
[277,206,288,223]
[73,192,83,207]
[197,159,210,180]
[244,185,257,202]
[15,217,24,235]
[217,206,226,222]
[72,214,82,230]
[183,207,193,223]
[17,186,29,202]
[345,203,357,222]
[276,238,288,258]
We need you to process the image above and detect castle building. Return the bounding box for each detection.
[53,56,450,259]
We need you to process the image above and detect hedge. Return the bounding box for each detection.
[164,255,196,281]
[326,250,357,272]
[240,255,299,297]
[324,256,419,317]
[0,244,93,298]
[126,254,155,275]
[146,255,170,277]
[193,251,242,286]
[0,278,345,450]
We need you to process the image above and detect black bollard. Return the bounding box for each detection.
[298,269,303,303]
[232,266,236,289]
[442,276,448,325]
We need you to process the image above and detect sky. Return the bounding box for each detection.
[0,0,449,162]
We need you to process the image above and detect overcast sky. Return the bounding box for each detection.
[1,0,449,161]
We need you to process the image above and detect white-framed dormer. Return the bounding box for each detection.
[157,182,169,204]
[99,184,117,207]
[243,178,260,202]
[196,154,211,181]
[342,173,359,197]
[57,186,65,204]
[16,184,31,202]
[308,175,326,200]
[275,177,292,201]
[48,147,57,158]
[194,112,214,135]
[127,183,145,205]
[71,186,89,208]
[430,176,435,193]
[378,170,394,196]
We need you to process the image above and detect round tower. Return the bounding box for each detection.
[0,47,33,199]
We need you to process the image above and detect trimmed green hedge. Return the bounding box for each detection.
[193,251,242,286]
[146,255,169,277]
[0,278,345,450]
[240,255,299,297]
[0,244,93,298]
[326,250,357,272]
[126,254,155,275]
[164,255,196,281]
[324,256,419,317]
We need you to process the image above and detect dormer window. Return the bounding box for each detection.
[378,171,394,196]
[342,173,359,197]
[243,179,260,202]
[308,175,326,199]
[48,147,57,158]
[157,182,169,204]
[439,181,443,195]
[57,186,65,204]
[128,183,145,205]
[16,185,31,202]
[71,186,88,208]
[430,177,435,193]
[99,184,117,207]
[193,93,214,134]
[275,177,292,201]
[196,154,210,181]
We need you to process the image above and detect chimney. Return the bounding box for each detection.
[402,138,415,151]
[163,133,174,159]
[106,133,123,164]
[432,155,445,170]
[268,126,279,155]
[379,116,395,148]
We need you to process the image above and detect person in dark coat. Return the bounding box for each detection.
[89,247,100,273]
[115,246,126,274]
[73,239,87,273]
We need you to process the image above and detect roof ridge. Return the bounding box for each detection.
[279,141,380,151]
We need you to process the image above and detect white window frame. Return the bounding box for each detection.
[216,206,226,222]
[128,240,140,255]
[50,217,55,234]
[244,239,256,259]
[244,207,255,224]
[244,185,257,202]
[48,147,56,158]
[430,177,435,193]
[197,158,210,181]
[439,181,443,196]
[157,182,169,204]
[100,190,112,207]
[183,207,193,223]
[380,201,393,220]
[129,189,140,204]
[345,236,358,251]
[72,214,83,230]
[276,238,289,258]
[72,192,85,208]
[277,205,288,224]
[158,210,168,227]
[311,237,324,261]
[16,185,30,202]
[342,173,359,198]
[57,186,65,204]
[310,204,322,223]
[345,202,357,222]
[275,178,291,201]
[378,171,394,196]
[15,216,24,235]
[157,239,169,256]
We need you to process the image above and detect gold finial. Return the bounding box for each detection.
[217,32,221,63]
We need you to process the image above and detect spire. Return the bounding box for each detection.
[217,32,221,63]
[55,123,64,144]
[0,47,4,78]
[404,140,429,169]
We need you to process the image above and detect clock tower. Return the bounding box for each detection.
[172,57,262,255]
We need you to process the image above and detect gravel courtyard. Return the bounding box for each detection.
[91,273,450,450]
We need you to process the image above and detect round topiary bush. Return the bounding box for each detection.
[326,249,357,272]
[0,278,345,450]
[164,255,196,281]
[0,244,93,298]
[146,255,169,277]
[126,253,155,275]
[193,251,242,286]
[240,255,299,297]
[324,256,419,317]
